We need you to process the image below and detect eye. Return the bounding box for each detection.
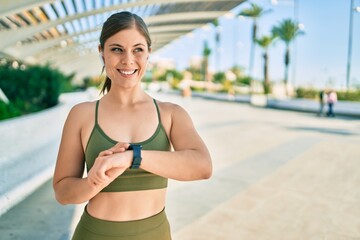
[111,47,123,53]
[134,47,144,53]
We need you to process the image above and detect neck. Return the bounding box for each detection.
[103,85,148,106]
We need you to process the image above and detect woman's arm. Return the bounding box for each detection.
[53,104,99,205]
[108,103,212,181]
[53,103,129,205]
[140,103,212,181]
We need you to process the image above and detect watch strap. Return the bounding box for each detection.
[129,144,142,169]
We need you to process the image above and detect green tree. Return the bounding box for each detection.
[238,3,271,76]
[230,65,243,76]
[272,18,304,94]
[202,40,212,83]
[212,19,221,72]
[186,66,202,81]
[213,72,226,84]
[256,35,275,94]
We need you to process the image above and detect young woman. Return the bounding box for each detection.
[53,11,212,240]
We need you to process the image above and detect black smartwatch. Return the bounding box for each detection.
[129,144,142,169]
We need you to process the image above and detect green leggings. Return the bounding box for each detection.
[72,207,171,240]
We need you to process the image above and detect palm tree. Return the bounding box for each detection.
[212,19,221,72]
[272,19,304,94]
[238,3,271,77]
[202,40,212,83]
[256,35,275,94]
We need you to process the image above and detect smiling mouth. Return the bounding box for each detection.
[118,69,137,75]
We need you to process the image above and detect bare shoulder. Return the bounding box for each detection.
[70,101,96,113]
[65,101,97,127]
[155,100,193,127]
[155,100,189,118]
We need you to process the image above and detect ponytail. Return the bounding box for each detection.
[100,66,111,95]
[100,76,111,95]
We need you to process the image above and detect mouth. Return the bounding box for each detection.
[117,69,138,76]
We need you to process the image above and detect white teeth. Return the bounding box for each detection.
[119,70,136,75]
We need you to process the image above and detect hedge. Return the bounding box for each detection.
[0,63,73,120]
[296,87,360,101]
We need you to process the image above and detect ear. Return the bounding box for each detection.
[98,52,104,66]
[98,45,105,66]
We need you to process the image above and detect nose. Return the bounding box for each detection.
[121,51,134,66]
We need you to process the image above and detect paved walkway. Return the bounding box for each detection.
[1,92,360,239]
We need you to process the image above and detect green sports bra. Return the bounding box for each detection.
[84,99,171,192]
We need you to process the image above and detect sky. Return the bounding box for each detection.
[152,0,360,90]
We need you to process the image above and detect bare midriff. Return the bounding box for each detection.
[86,188,167,221]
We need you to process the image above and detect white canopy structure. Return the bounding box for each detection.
[0,0,245,78]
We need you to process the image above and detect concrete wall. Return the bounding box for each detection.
[0,91,94,216]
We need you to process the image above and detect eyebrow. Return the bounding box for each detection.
[108,43,146,48]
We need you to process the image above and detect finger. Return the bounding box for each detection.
[109,142,130,153]
[90,158,111,181]
[112,147,126,153]
[99,150,113,157]
[98,159,113,178]
[109,143,126,151]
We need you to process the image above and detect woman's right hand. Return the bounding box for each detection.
[87,142,131,189]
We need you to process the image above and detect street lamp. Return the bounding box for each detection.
[346,0,360,90]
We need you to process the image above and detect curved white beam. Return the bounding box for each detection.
[10,28,99,59]
[37,30,182,66]
[0,11,223,51]
[0,0,232,49]
[150,24,203,34]
[0,0,55,18]
[146,12,224,25]
[11,23,200,59]
[0,0,244,77]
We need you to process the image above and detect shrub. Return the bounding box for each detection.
[60,72,76,92]
[213,72,226,84]
[295,87,360,101]
[337,90,360,101]
[236,76,252,86]
[155,69,184,89]
[0,100,21,120]
[157,69,184,82]
[263,82,272,94]
[296,87,318,99]
[0,63,73,119]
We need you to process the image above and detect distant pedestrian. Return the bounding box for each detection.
[327,90,337,117]
[318,90,327,116]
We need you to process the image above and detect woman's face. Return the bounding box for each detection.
[102,27,150,89]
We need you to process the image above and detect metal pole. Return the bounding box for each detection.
[346,0,354,90]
